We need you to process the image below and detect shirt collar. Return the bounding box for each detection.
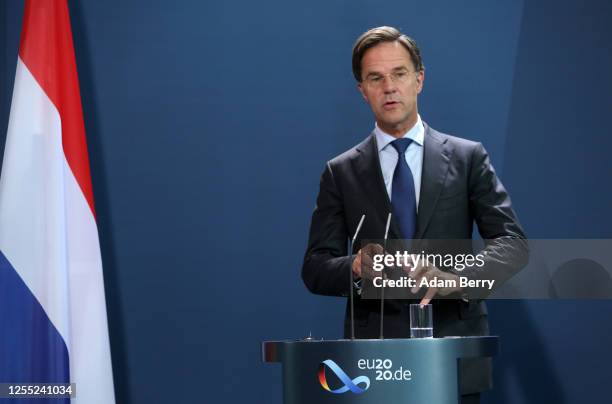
[374,114,425,153]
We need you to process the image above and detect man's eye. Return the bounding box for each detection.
[395,72,407,78]
[370,76,382,82]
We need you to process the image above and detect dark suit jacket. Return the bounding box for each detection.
[301,123,528,395]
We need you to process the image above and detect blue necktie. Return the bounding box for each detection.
[390,139,417,240]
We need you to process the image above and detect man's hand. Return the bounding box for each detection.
[406,259,462,305]
[352,243,385,279]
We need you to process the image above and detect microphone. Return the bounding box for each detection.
[380,213,392,339]
[349,214,366,340]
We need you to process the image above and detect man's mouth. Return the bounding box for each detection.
[383,101,400,110]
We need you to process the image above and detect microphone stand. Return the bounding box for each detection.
[380,213,392,339]
[349,215,365,340]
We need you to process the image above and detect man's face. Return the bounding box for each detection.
[358,41,424,136]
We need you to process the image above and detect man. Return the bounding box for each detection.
[301,26,528,404]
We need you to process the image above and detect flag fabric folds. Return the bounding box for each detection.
[0,1,116,402]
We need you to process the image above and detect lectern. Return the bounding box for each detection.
[262,337,498,404]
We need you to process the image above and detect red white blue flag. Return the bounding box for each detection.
[0,1,115,402]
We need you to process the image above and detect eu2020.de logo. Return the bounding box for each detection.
[318,359,370,394]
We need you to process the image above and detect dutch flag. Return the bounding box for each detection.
[0,1,116,402]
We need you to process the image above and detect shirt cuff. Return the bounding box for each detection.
[354,278,363,295]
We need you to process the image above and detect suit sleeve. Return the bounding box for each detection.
[301,161,354,297]
[459,143,529,295]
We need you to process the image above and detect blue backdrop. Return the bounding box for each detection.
[1,0,611,403]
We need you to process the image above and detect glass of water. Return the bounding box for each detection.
[410,304,433,338]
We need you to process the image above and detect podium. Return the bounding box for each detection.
[263,337,498,404]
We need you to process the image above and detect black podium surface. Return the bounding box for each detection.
[263,337,498,404]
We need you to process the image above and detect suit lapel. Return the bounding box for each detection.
[353,134,403,239]
[415,124,453,238]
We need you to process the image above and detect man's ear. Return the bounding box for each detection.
[357,82,369,103]
[416,70,425,94]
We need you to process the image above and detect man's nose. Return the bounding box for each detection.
[382,76,397,93]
